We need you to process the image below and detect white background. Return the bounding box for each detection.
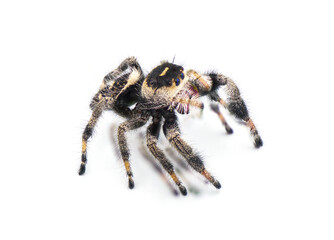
[1,0,333,239]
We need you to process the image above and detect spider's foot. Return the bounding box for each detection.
[178,185,188,196]
[254,135,263,148]
[213,180,221,189]
[201,169,221,189]
[78,154,87,175]
[78,163,86,175]
[247,119,263,148]
[128,177,135,189]
[225,125,233,134]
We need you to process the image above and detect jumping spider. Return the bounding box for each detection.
[79,57,263,196]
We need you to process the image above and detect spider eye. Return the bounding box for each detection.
[180,73,184,79]
[175,78,180,86]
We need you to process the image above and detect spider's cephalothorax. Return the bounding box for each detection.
[140,62,202,114]
[79,57,263,196]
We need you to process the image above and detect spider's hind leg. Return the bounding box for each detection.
[146,114,187,196]
[162,110,221,189]
[79,57,144,176]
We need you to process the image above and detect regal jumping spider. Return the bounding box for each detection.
[79,57,263,195]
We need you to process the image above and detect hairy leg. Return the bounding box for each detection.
[90,56,144,111]
[79,57,145,176]
[162,110,221,189]
[117,111,149,189]
[210,103,233,134]
[137,132,179,196]
[187,69,263,148]
[79,101,105,175]
[186,69,232,134]
[146,114,187,195]
[209,80,263,148]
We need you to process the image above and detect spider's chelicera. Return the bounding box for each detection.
[79,57,263,195]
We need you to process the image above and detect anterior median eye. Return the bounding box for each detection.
[176,78,180,86]
[180,73,184,79]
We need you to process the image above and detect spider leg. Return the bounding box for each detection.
[79,57,144,175]
[186,69,233,134]
[209,79,263,148]
[79,101,105,175]
[117,110,150,189]
[146,113,187,195]
[210,103,233,134]
[187,69,262,148]
[137,132,179,196]
[162,110,221,189]
[90,56,144,116]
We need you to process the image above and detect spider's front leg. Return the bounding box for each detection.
[162,110,221,189]
[117,109,150,189]
[187,70,233,134]
[146,113,187,195]
[187,70,263,148]
[211,75,263,148]
[79,101,105,175]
